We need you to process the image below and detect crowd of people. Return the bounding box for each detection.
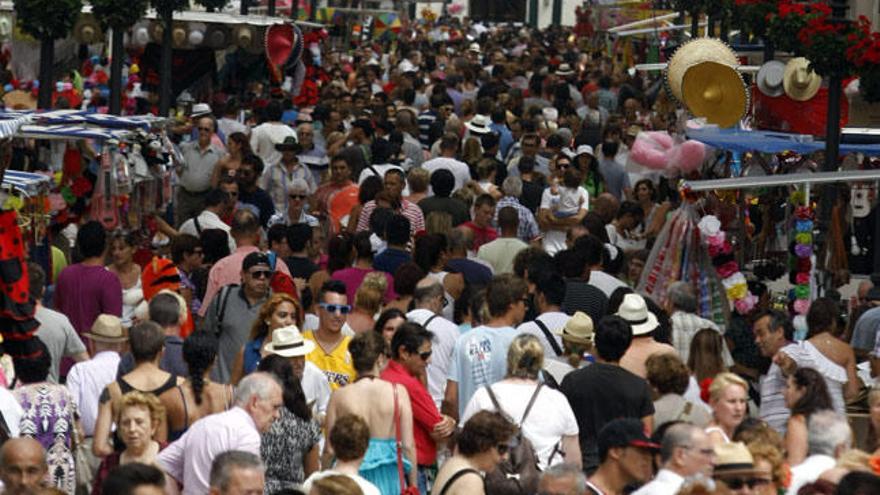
[4,16,880,495]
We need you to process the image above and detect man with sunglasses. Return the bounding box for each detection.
[712,442,774,495]
[302,280,356,390]
[177,116,224,227]
[632,423,714,495]
[262,136,316,215]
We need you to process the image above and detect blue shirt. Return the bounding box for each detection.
[598,157,631,200]
[243,337,264,376]
[490,122,514,158]
[373,248,412,276]
[448,325,517,418]
[851,306,880,352]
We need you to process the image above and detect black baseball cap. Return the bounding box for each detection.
[242,252,272,272]
[598,418,660,461]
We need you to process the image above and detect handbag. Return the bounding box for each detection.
[394,385,420,495]
[72,418,93,495]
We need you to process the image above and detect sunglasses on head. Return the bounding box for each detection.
[720,478,770,490]
[248,270,273,279]
[319,303,352,315]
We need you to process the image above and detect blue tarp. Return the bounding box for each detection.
[686,127,880,155]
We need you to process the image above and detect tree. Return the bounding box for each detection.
[152,0,189,116]
[91,0,149,114]
[14,0,84,109]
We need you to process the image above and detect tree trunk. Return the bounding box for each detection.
[38,38,54,109]
[159,10,173,116]
[109,28,124,115]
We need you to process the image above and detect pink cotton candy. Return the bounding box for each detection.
[669,140,706,173]
[630,131,675,170]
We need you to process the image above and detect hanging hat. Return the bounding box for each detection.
[0,15,13,41]
[681,61,749,128]
[615,293,660,336]
[84,314,128,343]
[235,25,262,54]
[3,89,36,110]
[149,21,165,43]
[558,311,594,345]
[171,24,188,48]
[188,22,206,46]
[556,63,575,77]
[465,114,492,135]
[73,14,103,45]
[665,38,738,104]
[205,24,230,49]
[783,57,822,102]
[263,325,315,358]
[756,60,786,97]
[265,23,297,67]
[131,24,150,47]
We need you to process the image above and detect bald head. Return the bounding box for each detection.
[1,437,47,494]
[413,277,445,313]
[593,193,620,224]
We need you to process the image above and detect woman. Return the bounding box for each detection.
[12,340,78,494]
[310,475,365,495]
[92,392,166,494]
[633,179,670,244]
[304,414,380,495]
[745,442,783,495]
[374,308,406,350]
[106,232,143,327]
[462,137,483,170]
[323,331,418,493]
[332,232,395,305]
[384,263,425,314]
[159,332,233,441]
[687,328,727,405]
[462,334,581,470]
[414,234,464,322]
[573,145,604,200]
[705,372,748,446]
[348,176,383,235]
[645,353,711,429]
[783,367,834,465]
[431,411,517,495]
[211,132,252,186]
[258,355,322,492]
[425,211,454,236]
[230,293,300,383]
[348,274,387,334]
[474,159,501,199]
[94,322,181,457]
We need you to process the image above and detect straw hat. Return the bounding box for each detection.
[149,21,165,43]
[713,442,764,477]
[558,312,594,345]
[235,25,263,54]
[73,14,103,45]
[756,60,786,97]
[665,38,738,104]
[681,61,748,128]
[263,325,315,357]
[783,57,822,102]
[556,63,575,77]
[84,314,128,343]
[615,294,659,336]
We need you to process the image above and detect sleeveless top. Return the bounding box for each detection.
[704,426,730,444]
[168,383,233,441]
[793,340,848,415]
[427,271,455,321]
[109,374,179,451]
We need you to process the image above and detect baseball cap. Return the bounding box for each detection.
[598,418,660,461]
[242,252,272,272]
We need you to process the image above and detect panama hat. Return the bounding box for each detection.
[235,25,262,54]
[559,312,594,345]
[556,63,575,77]
[756,60,786,97]
[615,293,659,336]
[190,103,212,117]
[84,314,128,343]
[665,38,739,104]
[681,61,749,128]
[171,24,188,48]
[465,114,493,135]
[263,325,315,357]
[784,57,822,102]
[713,442,765,477]
[73,14,103,45]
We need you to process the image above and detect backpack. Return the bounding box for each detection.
[483,383,542,495]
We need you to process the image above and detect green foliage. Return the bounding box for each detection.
[14,0,83,39]
[151,0,189,15]
[91,0,149,30]
[195,0,228,11]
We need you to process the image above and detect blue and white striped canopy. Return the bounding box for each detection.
[0,110,160,131]
[17,124,134,141]
[1,170,53,196]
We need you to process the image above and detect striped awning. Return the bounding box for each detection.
[0,110,161,131]
[17,124,134,141]
[1,169,53,196]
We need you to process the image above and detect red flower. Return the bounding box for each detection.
[699,377,714,404]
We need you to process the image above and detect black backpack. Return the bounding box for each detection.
[483,383,542,495]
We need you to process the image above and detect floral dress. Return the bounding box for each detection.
[260,408,322,494]
[13,383,77,494]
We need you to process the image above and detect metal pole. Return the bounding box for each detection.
[240,0,249,16]
[158,10,173,117]
[268,0,276,17]
[691,9,700,37]
[109,28,123,115]
[37,39,53,109]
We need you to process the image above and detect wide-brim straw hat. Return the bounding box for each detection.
[666,37,738,104]
[784,57,822,102]
[682,61,748,128]
[84,314,128,343]
[73,14,103,45]
[263,325,315,358]
[756,60,786,97]
[3,90,36,110]
[714,442,765,477]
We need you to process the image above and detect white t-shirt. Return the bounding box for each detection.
[422,156,472,193]
[301,361,331,416]
[556,186,589,216]
[357,163,406,186]
[303,470,380,495]
[517,312,571,360]
[462,381,579,470]
[540,188,578,255]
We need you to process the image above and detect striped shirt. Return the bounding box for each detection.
[356,199,425,236]
[417,110,439,150]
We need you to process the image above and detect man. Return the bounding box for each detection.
[208,451,266,495]
[338,118,374,176]
[592,192,620,226]
[445,274,528,419]
[462,194,499,251]
[667,281,733,365]
[101,463,167,495]
[237,154,276,228]
[200,209,290,316]
[618,294,677,379]
[573,235,627,298]
[283,223,320,280]
[606,201,644,252]
[418,169,469,227]
[561,316,654,471]
[217,97,247,139]
[558,248,609,326]
[356,169,425,236]
[381,323,456,492]
[303,280,356,390]
[508,132,551,177]
[598,140,632,201]
[296,122,330,184]
[585,419,659,495]
[67,314,127,475]
[55,221,122,337]
[518,271,571,362]
[0,438,47,494]
[394,109,425,169]
[851,286,880,360]
[408,278,461,409]
[490,107,514,159]
[356,139,405,186]
[632,423,714,495]
[518,156,546,214]
[713,442,775,495]
[28,262,87,383]
[494,176,540,242]
[478,207,529,274]
[171,234,205,316]
[445,227,493,288]
[538,464,588,495]
[418,91,451,150]
[373,214,413,275]
[203,252,274,383]
[266,224,290,259]
[787,410,852,495]
[263,326,331,421]
[249,100,296,169]
[178,116,224,226]
[422,133,471,192]
[179,188,236,253]
[261,135,317,217]
[119,292,189,377]
[159,373,281,494]
[753,309,799,433]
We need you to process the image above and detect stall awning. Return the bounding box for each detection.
[17,124,134,141]
[686,127,880,155]
[0,110,160,131]
[2,170,52,196]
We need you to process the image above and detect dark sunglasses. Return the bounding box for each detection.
[720,478,770,490]
[418,350,432,361]
[319,303,352,315]
[288,194,307,200]
[248,270,273,279]
[198,127,212,132]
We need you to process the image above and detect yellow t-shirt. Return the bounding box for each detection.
[303,331,356,390]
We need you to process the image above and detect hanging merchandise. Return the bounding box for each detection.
[698,215,758,316]
[789,190,814,316]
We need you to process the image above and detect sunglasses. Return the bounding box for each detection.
[320,303,352,315]
[720,478,771,490]
[418,350,432,361]
[248,270,273,279]
[288,194,307,200]
[198,127,212,132]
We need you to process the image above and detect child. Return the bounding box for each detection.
[550,167,590,218]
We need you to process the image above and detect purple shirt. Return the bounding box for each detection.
[54,264,122,336]
[330,267,396,304]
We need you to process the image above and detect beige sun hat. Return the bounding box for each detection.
[783,57,822,102]
[665,37,739,104]
[558,312,594,345]
[263,325,316,358]
[681,61,749,128]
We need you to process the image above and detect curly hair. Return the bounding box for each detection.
[457,410,517,456]
[645,353,690,396]
[183,332,218,406]
[747,442,786,488]
[248,293,301,342]
[330,414,371,461]
[117,390,165,426]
